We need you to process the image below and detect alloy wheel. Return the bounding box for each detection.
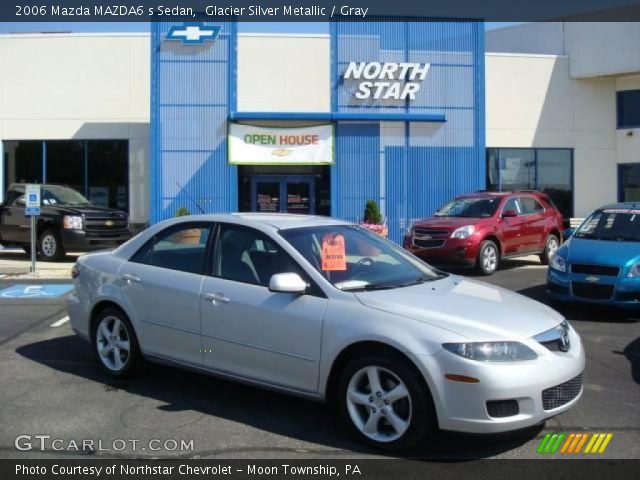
[547,237,559,258]
[482,245,497,273]
[96,316,131,371]
[346,366,412,443]
[41,234,57,258]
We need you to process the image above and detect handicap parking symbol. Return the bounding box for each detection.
[0,284,73,299]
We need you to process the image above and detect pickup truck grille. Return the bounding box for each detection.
[84,217,129,233]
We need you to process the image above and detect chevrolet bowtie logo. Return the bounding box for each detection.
[166,24,222,44]
[585,276,600,283]
[271,148,293,157]
[104,220,114,227]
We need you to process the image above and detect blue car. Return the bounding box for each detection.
[547,203,640,309]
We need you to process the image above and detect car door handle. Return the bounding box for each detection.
[120,273,141,283]
[204,293,230,304]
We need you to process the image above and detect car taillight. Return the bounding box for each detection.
[71,264,80,279]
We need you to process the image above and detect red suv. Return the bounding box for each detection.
[403,191,564,275]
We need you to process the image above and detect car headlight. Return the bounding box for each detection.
[550,254,566,272]
[451,225,475,239]
[63,215,83,230]
[406,223,414,236]
[627,262,640,278]
[443,341,538,362]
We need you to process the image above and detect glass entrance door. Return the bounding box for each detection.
[252,176,315,214]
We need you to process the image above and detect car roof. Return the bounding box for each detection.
[175,212,352,231]
[456,191,548,200]
[597,202,640,211]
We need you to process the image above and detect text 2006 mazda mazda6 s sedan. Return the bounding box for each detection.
[68,213,584,449]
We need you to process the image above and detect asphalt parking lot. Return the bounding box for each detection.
[0,258,638,460]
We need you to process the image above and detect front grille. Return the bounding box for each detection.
[571,282,615,300]
[571,264,620,277]
[542,374,583,410]
[84,216,129,233]
[413,239,445,248]
[414,229,448,237]
[487,400,520,418]
[547,282,569,295]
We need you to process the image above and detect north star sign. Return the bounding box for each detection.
[343,62,430,100]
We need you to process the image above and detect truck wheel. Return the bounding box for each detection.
[38,229,65,262]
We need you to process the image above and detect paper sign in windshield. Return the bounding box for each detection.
[321,234,347,271]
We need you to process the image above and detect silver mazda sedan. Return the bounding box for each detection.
[68,213,584,449]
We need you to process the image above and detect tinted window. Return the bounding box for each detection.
[503,197,520,214]
[435,197,500,218]
[519,197,544,214]
[617,90,640,128]
[214,225,306,287]
[575,210,640,241]
[619,164,640,202]
[131,223,211,274]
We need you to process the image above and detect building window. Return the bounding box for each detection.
[617,90,640,129]
[487,148,573,218]
[3,140,128,212]
[619,164,640,202]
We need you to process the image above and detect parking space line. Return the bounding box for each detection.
[50,316,70,328]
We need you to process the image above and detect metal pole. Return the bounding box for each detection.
[30,215,36,274]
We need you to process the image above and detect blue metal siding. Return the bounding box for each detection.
[150,19,236,222]
[334,20,485,243]
[333,123,381,222]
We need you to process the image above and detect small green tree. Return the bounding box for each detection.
[363,200,382,225]
[175,206,190,217]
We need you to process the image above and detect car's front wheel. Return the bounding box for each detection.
[93,308,140,378]
[38,229,65,262]
[476,240,499,275]
[338,353,436,450]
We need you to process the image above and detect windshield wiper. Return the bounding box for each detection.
[339,283,400,292]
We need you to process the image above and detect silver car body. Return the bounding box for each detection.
[68,213,585,434]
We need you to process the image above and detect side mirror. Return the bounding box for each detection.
[502,209,518,218]
[268,273,307,294]
[563,228,575,239]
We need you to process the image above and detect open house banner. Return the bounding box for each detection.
[228,123,334,165]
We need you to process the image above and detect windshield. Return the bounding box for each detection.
[435,197,500,218]
[574,209,640,242]
[280,225,445,291]
[42,185,91,206]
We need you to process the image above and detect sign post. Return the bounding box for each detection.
[25,184,41,275]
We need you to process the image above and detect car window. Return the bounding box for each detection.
[280,225,444,291]
[9,186,26,206]
[214,225,307,287]
[502,197,520,214]
[130,222,211,274]
[519,196,544,214]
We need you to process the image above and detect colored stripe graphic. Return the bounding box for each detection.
[540,433,614,454]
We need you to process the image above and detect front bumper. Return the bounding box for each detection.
[404,235,480,267]
[414,327,585,434]
[547,268,640,309]
[60,229,131,251]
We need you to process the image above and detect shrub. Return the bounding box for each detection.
[175,206,190,217]
[363,200,382,225]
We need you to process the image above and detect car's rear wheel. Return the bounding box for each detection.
[338,353,435,450]
[38,229,65,262]
[476,240,499,275]
[93,308,140,378]
[540,234,560,265]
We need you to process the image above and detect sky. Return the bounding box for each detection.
[0,22,523,34]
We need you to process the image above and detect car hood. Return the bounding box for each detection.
[43,205,127,218]
[564,237,640,266]
[354,276,564,341]
[413,217,488,230]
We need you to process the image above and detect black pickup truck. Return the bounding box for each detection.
[0,184,132,261]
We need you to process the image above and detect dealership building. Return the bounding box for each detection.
[0,21,639,243]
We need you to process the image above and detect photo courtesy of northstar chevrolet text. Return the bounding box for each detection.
[0,0,639,476]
